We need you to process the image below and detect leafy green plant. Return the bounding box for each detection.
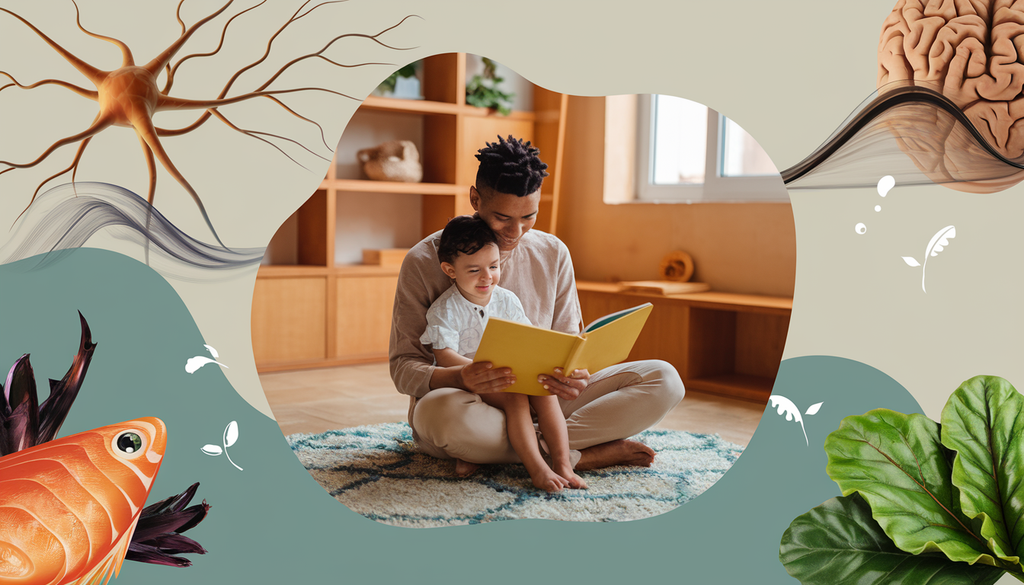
[465,57,514,115]
[780,375,1024,584]
[377,62,418,95]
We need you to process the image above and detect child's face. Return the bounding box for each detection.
[441,243,501,305]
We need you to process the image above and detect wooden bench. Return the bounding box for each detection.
[576,281,792,403]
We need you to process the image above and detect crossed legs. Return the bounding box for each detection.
[411,359,685,471]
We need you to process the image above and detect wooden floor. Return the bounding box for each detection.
[260,362,766,447]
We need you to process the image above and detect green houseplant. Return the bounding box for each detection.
[465,57,514,115]
[376,62,420,98]
[780,375,1024,584]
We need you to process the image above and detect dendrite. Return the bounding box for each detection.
[0,0,418,245]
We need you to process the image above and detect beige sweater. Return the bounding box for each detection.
[389,229,583,401]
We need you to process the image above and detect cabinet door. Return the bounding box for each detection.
[252,277,328,365]
[334,275,399,360]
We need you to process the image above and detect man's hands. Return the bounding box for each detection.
[538,368,590,400]
[458,361,516,394]
[432,363,589,399]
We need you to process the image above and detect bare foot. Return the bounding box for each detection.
[530,467,571,493]
[575,439,655,471]
[454,459,479,477]
[554,465,588,489]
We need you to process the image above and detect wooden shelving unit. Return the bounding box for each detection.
[252,53,568,372]
[575,282,791,403]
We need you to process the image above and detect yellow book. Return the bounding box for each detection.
[473,303,654,396]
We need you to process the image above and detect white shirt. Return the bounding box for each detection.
[390,228,583,399]
[419,284,531,359]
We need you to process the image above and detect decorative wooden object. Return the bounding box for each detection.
[252,54,568,372]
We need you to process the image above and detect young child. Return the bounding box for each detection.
[419,216,587,492]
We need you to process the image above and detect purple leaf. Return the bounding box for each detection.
[134,532,207,555]
[5,401,38,455]
[0,355,38,456]
[124,542,196,567]
[129,483,211,566]
[37,312,96,444]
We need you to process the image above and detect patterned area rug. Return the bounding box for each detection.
[287,422,743,527]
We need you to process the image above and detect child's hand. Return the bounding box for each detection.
[460,361,516,394]
[538,368,590,400]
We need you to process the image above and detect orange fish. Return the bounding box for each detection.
[0,417,167,585]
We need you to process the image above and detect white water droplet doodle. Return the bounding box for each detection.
[877,175,895,197]
[855,223,867,234]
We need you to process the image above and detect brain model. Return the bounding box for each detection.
[878,0,1024,191]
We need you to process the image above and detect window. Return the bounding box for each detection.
[635,95,787,203]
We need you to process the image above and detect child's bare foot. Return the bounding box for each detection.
[554,465,588,489]
[454,459,479,477]
[530,467,571,492]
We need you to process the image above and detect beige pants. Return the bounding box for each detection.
[410,360,685,468]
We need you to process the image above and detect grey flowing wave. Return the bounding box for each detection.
[1,182,265,277]
[782,81,1024,191]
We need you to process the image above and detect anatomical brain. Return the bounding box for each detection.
[878,0,1024,190]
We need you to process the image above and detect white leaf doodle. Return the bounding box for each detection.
[201,421,243,471]
[902,225,955,293]
[768,395,824,446]
[224,420,239,448]
[185,344,229,374]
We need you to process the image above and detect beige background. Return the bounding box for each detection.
[1,0,1019,434]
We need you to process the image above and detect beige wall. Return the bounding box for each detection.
[556,96,797,298]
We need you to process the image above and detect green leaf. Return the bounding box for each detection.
[941,376,1024,566]
[825,409,1001,567]
[780,493,1004,585]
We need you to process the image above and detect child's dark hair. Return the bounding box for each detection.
[437,215,498,264]
[475,135,549,197]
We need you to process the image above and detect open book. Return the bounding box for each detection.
[473,303,654,396]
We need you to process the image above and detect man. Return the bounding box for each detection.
[389,135,684,472]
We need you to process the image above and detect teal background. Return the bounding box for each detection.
[1,248,927,584]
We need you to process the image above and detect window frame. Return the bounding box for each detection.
[635,94,787,203]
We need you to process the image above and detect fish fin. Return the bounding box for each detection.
[65,516,139,585]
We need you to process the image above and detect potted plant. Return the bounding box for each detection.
[374,61,421,99]
[465,57,514,115]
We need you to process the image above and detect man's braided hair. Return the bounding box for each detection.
[474,135,549,197]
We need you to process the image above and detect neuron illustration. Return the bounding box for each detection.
[0,0,418,246]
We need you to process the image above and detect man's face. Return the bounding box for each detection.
[470,186,540,252]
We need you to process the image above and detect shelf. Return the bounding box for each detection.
[257,265,331,278]
[257,264,401,277]
[360,95,538,121]
[360,96,461,115]
[463,107,536,121]
[684,374,776,402]
[669,292,792,315]
[575,282,792,313]
[252,52,567,372]
[322,178,463,196]
[576,283,790,405]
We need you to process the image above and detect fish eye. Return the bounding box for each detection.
[112,431,145,457]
